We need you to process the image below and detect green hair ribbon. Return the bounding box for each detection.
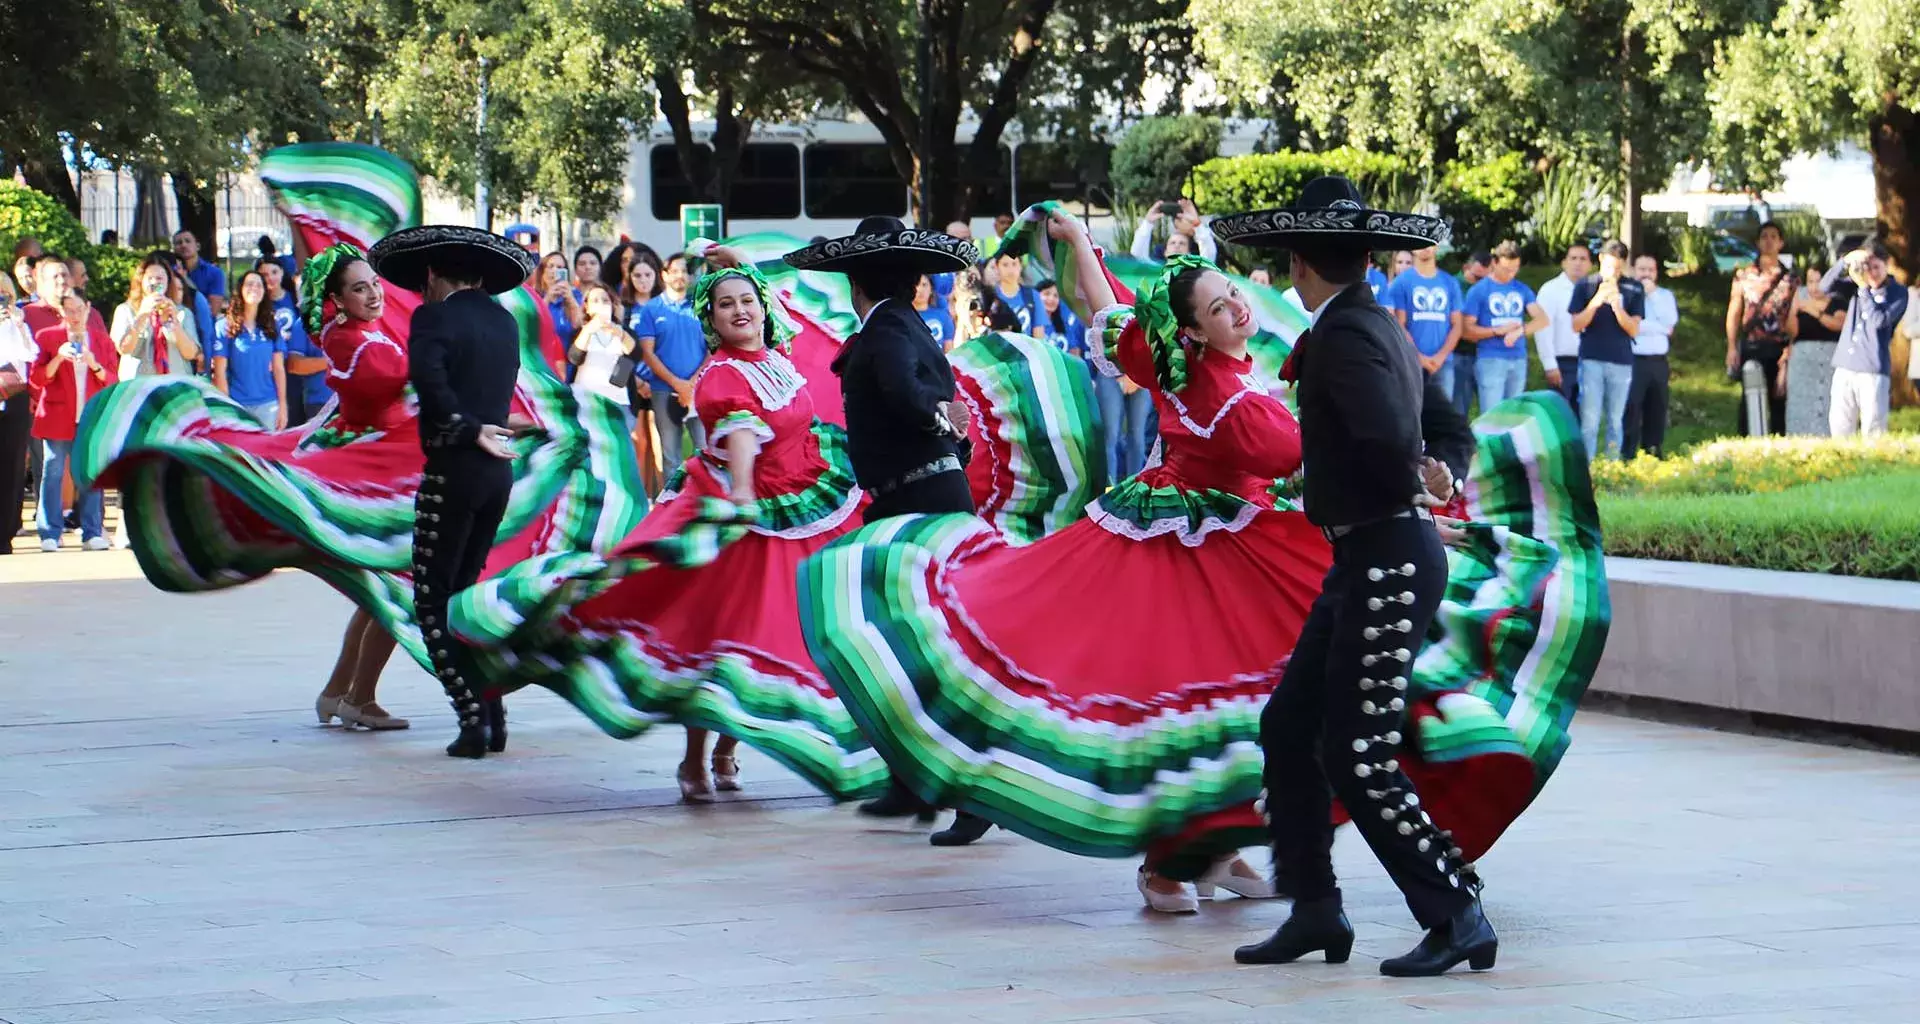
[691,264,796,353]
[1133,253,1218,394]
[299,243,368,335]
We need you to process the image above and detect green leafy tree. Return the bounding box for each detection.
[368,0,655,223]
[1194,0,1766,253]
[1110,115,1222,203]
[1707,0,1920,277]
[697,0,1194,224]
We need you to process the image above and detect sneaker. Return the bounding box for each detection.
[82,536,110,551]
[113,532,131,550]
[39,538,59,553]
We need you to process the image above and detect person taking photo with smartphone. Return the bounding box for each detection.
[1130,197,1219,262]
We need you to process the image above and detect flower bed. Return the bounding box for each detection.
[1592,435,1920,496]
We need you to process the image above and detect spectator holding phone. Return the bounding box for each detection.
[537,251,583,344]
[29,293,118,550]
[110,254,202,379]
[1130,197,1218,262]
[1570,240,1645,460]
[1823,240,1909,437]
[986,251,1049,338]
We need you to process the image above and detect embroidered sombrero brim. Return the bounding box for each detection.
[1211,206,1451,252]
[783,229,978,275]
[369,225,536,295]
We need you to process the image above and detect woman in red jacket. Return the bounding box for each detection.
[30,293,118,550]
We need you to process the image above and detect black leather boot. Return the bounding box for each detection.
[929,811,994,847]
[1379,900,1497,977]
[485,697,507,753]
[859,781,936,822]
[446,726,488,759]
[1233,895,1354,965]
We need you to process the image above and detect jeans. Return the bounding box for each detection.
[1427,357,1455,405]
[1451,349,1477,414]
[1623,355,1669,460]
[650,388,708,467]
[1578,360,1634,461]
[37,439,103,542]
[244,402,279,428]
[1095,374,1152,483]
[1474,357,1529,411]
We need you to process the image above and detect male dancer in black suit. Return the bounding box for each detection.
[1212,178,1498,977]
[784,216,996,846]
[370,226,535,759]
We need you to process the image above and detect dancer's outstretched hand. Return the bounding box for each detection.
[1434,515,1468,548]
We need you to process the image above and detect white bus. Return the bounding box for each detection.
[612,117,1269,256]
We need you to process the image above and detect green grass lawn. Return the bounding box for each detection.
[1598,471,1920,581]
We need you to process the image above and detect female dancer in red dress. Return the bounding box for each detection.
[452,255,874,801]
[798,208,1600,913]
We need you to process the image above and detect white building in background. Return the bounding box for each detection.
[1643,142,1878,226]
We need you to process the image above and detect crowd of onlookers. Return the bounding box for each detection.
[5,208,1917,554]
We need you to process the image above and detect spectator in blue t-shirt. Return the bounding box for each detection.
[1462,240,1550,409]
[914,274,957,349]
[172,230,227,316]
[1384,247,1465,398]
[210,270,287,428]
[1365,263,1388,300]
[1037,280,1088,358]
[635,252,709,468]
[259,259,329,424]
[987,252,1048,338]
[537,251,583,344]
[1569,239,1646,460]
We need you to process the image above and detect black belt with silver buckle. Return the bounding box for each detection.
[1322,506,1433,543]
[870,455,963,499]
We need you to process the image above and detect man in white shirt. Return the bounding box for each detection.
[1623,254,1679,459]
[0,286,37,551]
[1534,243,1591,410]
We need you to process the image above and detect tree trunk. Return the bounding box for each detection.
[1870,98,1917,284]
[171,173,217,256]
[655,70,711,202]
[1619,135,1641,254]
[709,86,750,208]
[131,167,171,246]
[20,142,80,218]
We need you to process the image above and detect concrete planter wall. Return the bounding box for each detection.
[1594,558,1920,733]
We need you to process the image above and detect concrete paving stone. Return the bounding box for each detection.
[7,557,1920,1024]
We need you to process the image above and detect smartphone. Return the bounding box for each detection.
[1158,200,1183,216]
[554,267,570,284]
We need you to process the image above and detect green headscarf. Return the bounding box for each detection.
[1134,254,1218,394]
[691,263,796,353]
[299,243,368,335]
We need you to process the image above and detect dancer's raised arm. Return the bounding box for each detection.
[1046,210,1118,315]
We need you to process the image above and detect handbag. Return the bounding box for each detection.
[609,352,638,389]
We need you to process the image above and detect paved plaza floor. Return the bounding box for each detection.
[3,550,1919,1024]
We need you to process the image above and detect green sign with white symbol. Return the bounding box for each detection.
[681,204,724,246]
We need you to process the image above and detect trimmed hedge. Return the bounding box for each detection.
[1433,153,1536,254]
[1190,148,1415,215]
[1112,116,1224,203]
[83,244,143,308]
[1599,472,1920,581]
[1592,435,1920,496]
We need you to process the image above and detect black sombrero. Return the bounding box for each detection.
[1210,175,1450,252]
[782,216,977,275]
[368,225,536,295]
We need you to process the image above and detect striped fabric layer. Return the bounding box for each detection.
[798,391,1608,862]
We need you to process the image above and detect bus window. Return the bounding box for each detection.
[961,145,1014,220]
[650,142,801,221]
[1013,142,1113,214]
[804,144,908,218]
[731,143,801,219]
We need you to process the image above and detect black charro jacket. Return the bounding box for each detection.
[1289,282,1472,528]
[831,299,966,490]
